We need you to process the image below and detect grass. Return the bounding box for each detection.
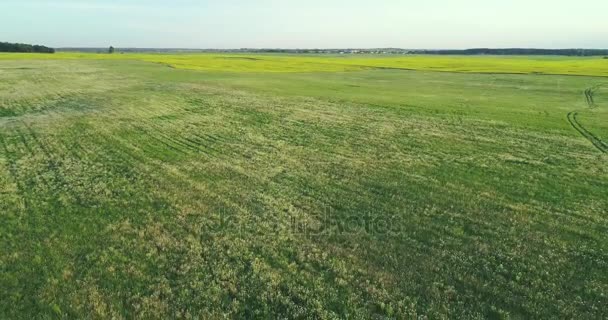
[0,55,607,318]
[1,52,608,76]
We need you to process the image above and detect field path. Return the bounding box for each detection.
[567,86,608,153]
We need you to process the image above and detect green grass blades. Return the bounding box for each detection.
[0,57,607,319]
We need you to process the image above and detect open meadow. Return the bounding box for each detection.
[0,53,607,318]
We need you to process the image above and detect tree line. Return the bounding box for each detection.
[0,42,55,53]
[54,46,608,57]
[409,48,608,56]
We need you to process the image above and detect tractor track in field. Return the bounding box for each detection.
[567,85,608,153]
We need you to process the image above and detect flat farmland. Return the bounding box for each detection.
[0,54,607,318]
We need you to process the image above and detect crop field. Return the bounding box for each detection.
[2,52,608,76]
[0,54,607,318]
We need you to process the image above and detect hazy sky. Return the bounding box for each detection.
[2,0,607,48]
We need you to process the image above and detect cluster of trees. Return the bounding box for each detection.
[0,42,55,53]
[58,46,118,54]
[410,48,608,56]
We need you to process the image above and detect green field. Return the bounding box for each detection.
[1,54,607,318]
[2,52,608,76]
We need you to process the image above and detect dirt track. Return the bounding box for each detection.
[568,86,607,153]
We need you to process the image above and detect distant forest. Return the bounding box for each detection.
[409,48,608,56]
[0,42,55,53]
[58,47,608,56]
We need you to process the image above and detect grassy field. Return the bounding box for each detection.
[0,54,607,318]
[2,52,608,76]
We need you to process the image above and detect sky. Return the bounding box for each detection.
[1,0,607,49]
